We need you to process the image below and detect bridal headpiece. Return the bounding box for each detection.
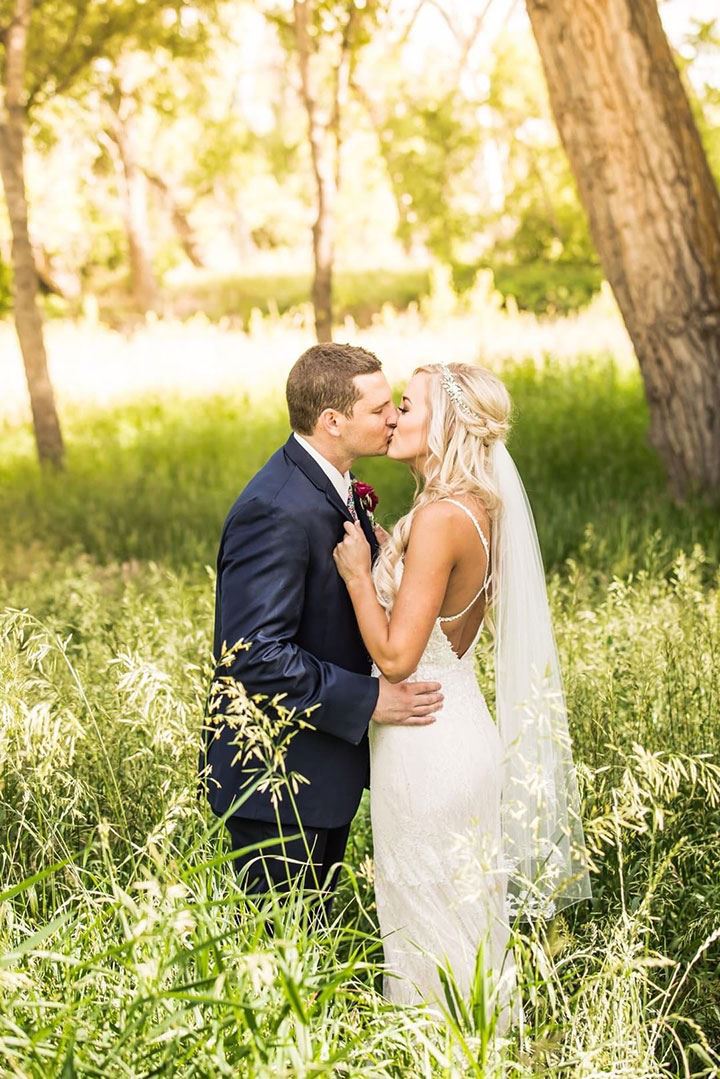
[440,365,507,448]
[440,366,478,420]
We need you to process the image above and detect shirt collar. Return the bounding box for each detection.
[292,432,351,504]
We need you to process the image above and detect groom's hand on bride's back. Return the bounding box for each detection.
[372,676,443,727]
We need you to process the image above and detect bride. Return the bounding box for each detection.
[333,362,591,1013]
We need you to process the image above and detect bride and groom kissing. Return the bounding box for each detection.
[200,342,590,1010]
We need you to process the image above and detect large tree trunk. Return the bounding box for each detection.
[293,0,338,343]
[0,0,64,467]
[526,0,720,500]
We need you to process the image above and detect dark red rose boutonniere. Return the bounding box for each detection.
[352,479,379,527]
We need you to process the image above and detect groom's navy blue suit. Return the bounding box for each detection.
[201,434,380,893]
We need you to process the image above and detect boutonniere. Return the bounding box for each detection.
[352,479,379,527]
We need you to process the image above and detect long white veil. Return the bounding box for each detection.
[491,441,592,918]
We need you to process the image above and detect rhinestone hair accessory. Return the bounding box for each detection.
[440,365,477,420]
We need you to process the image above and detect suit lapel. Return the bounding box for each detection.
[284,435,380,558]
[284,434,354,523]
[326,484,353,522]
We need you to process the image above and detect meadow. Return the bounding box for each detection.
[1,311,719,1076]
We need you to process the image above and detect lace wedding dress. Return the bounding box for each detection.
[370,500,515,1012]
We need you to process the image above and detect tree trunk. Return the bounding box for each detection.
[107,103,159,314]
[310,179,334,343]
[211,179,255,262]
[526,0,720,500]
[145,170,206,268]
[293,0,337,342]
[0,0,64,468]
[33,244,81,298]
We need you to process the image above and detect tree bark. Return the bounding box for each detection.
[0,0,64,467]
[293,0,337,343]
[526,0,720,500]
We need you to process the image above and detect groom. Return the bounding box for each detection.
[200,342,442,902]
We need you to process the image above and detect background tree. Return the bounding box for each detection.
[352,0,490,289]
[0,0,64,466]
[0,0,215,466]
[526,0,720,500]
[365,87,481,278]
[187,82,302,266]
[270,0,384,342]
[101,54,161,313]
[94,39,217,311]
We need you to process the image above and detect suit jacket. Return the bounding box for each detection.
[200,434,381,829]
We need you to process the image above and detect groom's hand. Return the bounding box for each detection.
[371,676,443,727]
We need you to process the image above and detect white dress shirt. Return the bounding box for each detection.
[293,432,352,506]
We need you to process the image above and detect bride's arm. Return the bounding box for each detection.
[333,504,457,683]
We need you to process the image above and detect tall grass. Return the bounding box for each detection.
[1,352,719,1075]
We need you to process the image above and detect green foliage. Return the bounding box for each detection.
[82,202,127,276]
[489,261,603,316]
[377,91,481,265]
[681,18,720,186]
[268,0,388,64]
[1,352,719,1071]
[3,2,717,324]
[190,116,297,194]
[162,267,431,326]
[485,33,601,314]
[1,0,218,108]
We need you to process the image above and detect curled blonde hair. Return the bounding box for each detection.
[372,362,512,615]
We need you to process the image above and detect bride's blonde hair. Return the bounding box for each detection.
[372,362,512,614]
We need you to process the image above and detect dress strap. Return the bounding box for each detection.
[437,498,491,623]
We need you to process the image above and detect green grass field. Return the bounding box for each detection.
[1,353,719,1075]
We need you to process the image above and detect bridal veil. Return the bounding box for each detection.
[491,441,592,917]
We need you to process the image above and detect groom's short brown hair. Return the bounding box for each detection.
[286,343,382,435]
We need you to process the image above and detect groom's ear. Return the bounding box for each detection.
[318,407,345,439]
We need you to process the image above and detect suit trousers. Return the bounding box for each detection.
[226,816,351,911]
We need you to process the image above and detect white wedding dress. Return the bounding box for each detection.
[370,500,515,1013]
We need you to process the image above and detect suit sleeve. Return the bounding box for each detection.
[215,498,379,746]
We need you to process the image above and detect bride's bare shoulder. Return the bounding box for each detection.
[405,501,458,546]
[407,498,489,552]
[413,497,490,529]
[409,500,463,530]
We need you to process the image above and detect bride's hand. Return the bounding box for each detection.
[373,523,391,545]
[333,521,372,584]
